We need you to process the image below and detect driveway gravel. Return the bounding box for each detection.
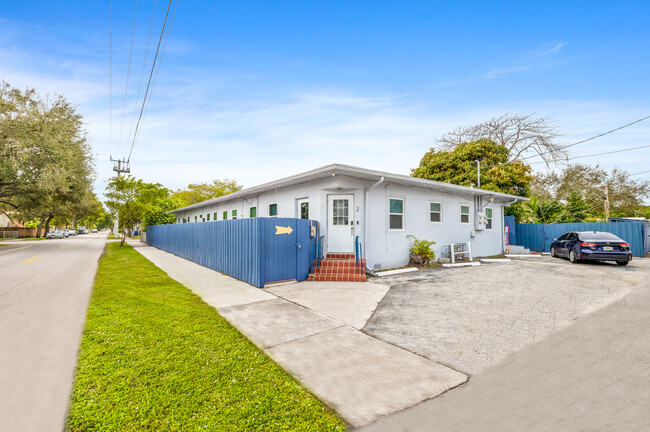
[364,256,646,375]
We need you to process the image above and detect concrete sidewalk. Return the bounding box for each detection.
[128,240,467,427]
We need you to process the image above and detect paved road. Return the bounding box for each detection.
[0,233,107,432]
[358,258,650,432]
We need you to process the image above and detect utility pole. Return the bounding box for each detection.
[475,160,481,189]
[604,184,610,222]
[110,157,130,237]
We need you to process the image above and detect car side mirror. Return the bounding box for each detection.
[553,238,558,241]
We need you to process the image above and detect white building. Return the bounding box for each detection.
[170,164,528,270]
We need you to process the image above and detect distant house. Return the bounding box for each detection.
[170,164,528,270]
[0,212,19,228]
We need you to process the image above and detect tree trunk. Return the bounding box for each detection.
[43,214,54,237]
[36,219,45,238]
[120,223,126,246]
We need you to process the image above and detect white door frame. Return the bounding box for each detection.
[327,194,354,253]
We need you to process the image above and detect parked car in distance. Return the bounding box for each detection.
[68,229,77,236]
[46,230,62,239]
[550,231,632,266]
[77,228,89,234]
[59,229,69,238]
[92,229,98,233]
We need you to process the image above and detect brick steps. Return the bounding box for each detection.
[308,255,366,282]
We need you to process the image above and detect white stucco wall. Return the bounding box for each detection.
[173,176,368,256]
[364,183,504,270]
[173,176,507,270]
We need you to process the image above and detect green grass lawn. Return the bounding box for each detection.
[67,243,345,431]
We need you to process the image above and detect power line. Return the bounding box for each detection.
[117,0,139,157]
[126,0,159,159]
[527,143,650,165]
[521,114,650,162]
[127,0,173,164]
[109,0,113,158]
[630,169,650,176]
[132,0,179,147]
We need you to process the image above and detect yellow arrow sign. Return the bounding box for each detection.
[275,226,293,235]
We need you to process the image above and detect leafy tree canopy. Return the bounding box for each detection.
[105,176,175,245]
[171,179,242,207]
[532,164,650,217]
[412,138,532,197]
[1,81,95,236]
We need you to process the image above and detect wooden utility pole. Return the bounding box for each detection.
[604,184,610,222]
[475,160,481,189]
[110,157,130,237]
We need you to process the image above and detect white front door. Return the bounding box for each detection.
[327,194,354,253]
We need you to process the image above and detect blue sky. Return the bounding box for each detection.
[1,1,649,197]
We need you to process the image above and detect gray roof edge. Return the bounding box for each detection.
[170,163,529,213]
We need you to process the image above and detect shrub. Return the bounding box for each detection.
[407,235,436,266]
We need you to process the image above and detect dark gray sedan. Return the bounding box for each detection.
[550,231,632,266]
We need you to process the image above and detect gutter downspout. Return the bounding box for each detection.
[364,176,384,271]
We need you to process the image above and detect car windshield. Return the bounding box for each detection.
[579,232,623,242]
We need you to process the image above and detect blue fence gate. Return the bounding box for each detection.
[146,218,320,287]
[514,220,648,257]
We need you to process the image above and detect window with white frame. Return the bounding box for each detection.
[485,208,493,230]
[430,202,442,223]
[250,207,257,218]
[269,203,278,217]
[460,205,470,224]
[232,209,237,219]
[206,213,210,221]
[194,215,197,222]
[213,212,217,220]
[222,211,227,220]
[389,198,404,230]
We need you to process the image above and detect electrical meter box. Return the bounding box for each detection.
[475,212,488,230]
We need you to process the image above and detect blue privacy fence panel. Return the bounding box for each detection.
[504,215,517,246]
[515,224,546,253]
[514,221,647,257]
[146,218,318,287]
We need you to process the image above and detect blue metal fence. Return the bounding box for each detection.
[514,221,648,257]
[146,218,319,287]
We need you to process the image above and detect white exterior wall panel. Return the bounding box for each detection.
[171,170,510,271]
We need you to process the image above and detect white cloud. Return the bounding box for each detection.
[1,24,648,205]
[485,42,566,79]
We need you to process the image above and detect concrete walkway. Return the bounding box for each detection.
[128,240,467,427]
[358,259,650,432]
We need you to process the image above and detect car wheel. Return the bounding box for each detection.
[550,246,557,257]
[569,249,579,263]
[616,260,629,266]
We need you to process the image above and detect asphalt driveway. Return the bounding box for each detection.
[364,256,647,375]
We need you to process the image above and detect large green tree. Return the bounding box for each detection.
[533,164,650,217]
[412,138,532,197]
[171,179,242,207]
[0,82,95,236]
[105,176,177,245]
[436,113,565,165]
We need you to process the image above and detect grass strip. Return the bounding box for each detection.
[67,243,345,431]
